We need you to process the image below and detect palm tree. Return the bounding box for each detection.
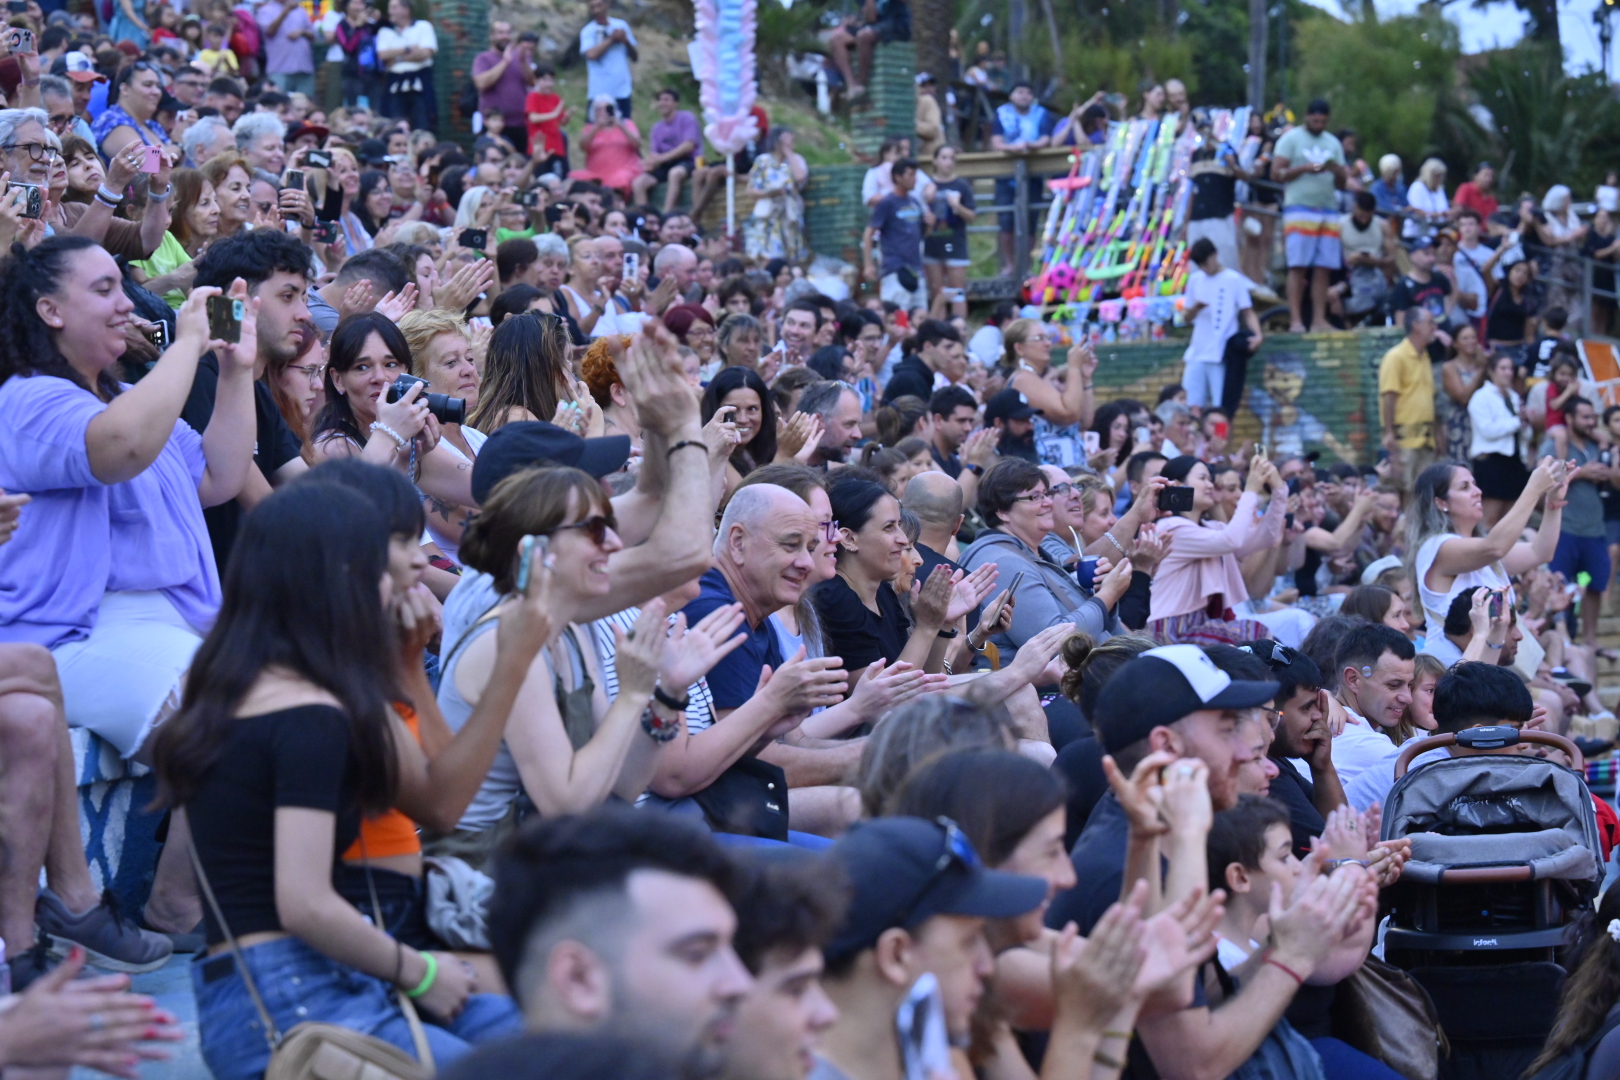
[914,0,953,86]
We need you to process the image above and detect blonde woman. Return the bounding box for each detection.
[399,308,484,564]
[1001,318,1096,467]
[1403,157,1449,240]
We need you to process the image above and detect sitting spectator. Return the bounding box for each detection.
[200,150,257,239]
[1327,622,1416,784]
[960,459,1139,664]
[93,61,173,160]
[1528,883,1620,1077]
[398,308,483,566]
[574,96,642,198]
[701,364,778,488]
[1147,454,1286,644]
[130,166,220,307]
[796,380,864,468]
[486,808,751,1067]
[305,247,410,335]
[1417,585,1520,670]
[1337,583,1414,638]
[717,312,766,371]
[151,483,522,1077]
[310,312,476,511]
[631,88,698,215]
[232,110,285,182]
[468,304,584,434]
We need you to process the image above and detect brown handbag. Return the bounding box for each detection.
[186,819,436,1080]
[1329,956,1449,1080]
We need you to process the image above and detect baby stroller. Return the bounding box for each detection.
[1380,727,1602,1080]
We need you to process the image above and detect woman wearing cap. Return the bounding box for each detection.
[1147,453,1287,645]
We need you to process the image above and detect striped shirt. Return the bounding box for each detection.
[590,608,716,734]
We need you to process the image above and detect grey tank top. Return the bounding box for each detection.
[439,619,595,832]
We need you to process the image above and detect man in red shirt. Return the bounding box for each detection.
[1453,162,1499,222]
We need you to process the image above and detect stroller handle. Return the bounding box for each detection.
[1391,729,1584,779]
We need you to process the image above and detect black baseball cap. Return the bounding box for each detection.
[1092,644,1279,753]
[984,387,1038,425]
[1306,98,1331,116]
[356,137,393,166]
[471,421,632,504]
[823,817,1047,964]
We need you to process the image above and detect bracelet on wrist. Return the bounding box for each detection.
[653,684,690,712]
[641,703,681,742]
[1093,1051,1125,1070]
[936,626,959,639]
[1101,1030,1133,1041]
[666,439,707,457]
[404,951,438,998]
[96,183,124,205]
[1322,858,1370,873]
[369,421,409,451]
[1485,640,1503,649]
[1262,952,1305,986]
[148,185,172,201]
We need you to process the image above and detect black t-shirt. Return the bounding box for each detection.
[1388,273,1453,361]
[1189,149,1239,222]
[882,353,934,405]
[930,444,963,480]
[810,574,912,673]
[924,177,975,261]
[187,704,360,946]
[1047,791,1130,933]
[1486,287,1538,344]
[1266,755,1326,859]
[1583,228,1618,293]
[181,354,305,570]
[915,540,958,584]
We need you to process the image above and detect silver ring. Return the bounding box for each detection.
[1176,764,1196,778]
[88,1013,105,1032]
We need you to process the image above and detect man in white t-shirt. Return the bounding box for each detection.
[1453,208,1496,316]
[1327,623,1415,786]
[1180,237,1261,410]
[579,0,638,119]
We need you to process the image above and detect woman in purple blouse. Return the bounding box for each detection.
[0,235,258,759]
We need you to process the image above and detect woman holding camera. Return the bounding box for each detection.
[1147,453,1287,645]
[397,308,483,565]
[310,312,476,512]
[574,97,643,199]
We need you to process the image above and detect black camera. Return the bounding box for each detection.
[387,373,466,426]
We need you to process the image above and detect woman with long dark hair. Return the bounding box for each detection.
[1526,884,1620,1076]
[354,169,395,241]
[310,312,475,510]
[701,364,776,487]
[151,483,520,1079]
[1088,400,1136,480]
[468,310,591,435]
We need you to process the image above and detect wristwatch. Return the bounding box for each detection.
[964,463,984,476]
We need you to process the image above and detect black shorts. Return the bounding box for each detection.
[650,158,695,184]
[1472,452,1529,502]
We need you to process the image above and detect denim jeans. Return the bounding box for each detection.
[192,936,520,1080]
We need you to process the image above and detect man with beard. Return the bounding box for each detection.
[721,857,845,1080]
[1542,396,1615,648]
[1241,639,1344,856]
[983,387,1038,462]
[488,808,754,1078]
[797,381,864,469]
[181,229,314,570]
[1326,622,1415,786]
[779,302,821,369]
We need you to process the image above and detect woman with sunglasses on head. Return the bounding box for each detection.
[1001,318,1097,466]
[310,312,476,512]
[429,465,748,866]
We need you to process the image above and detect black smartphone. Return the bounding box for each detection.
[1157,485,1196,513]
[517,189,541,208]
[207,295,243,343]
[459,228,488,250]
[283,169,304,192]
[310,219,340,243]
[1286,476,1301,496]
[8,181,40,219]
[146,321,169,349]
[305,149,333,169]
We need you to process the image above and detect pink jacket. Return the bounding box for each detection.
[1148,491,1287,622]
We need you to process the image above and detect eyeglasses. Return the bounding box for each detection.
[1048,482,1074,497]
[893,817,981,928]
[290,363,327,382]
[818,519,841,542]
[2,142,60,163]
[46,113,74,132]
[554,512,618,548]
[1011,490,1053,504]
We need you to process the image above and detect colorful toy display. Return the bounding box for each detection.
[1031,108,1251,342]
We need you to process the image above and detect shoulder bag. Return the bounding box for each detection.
[1329,956,1447,1080]
[186,817,435,1080]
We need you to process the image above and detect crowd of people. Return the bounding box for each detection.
[3,3,1620,1080]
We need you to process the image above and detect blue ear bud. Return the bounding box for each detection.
[1361,666,1374,677]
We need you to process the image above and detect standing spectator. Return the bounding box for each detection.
[1378,307,1438,493]
[1402,157,1449,241]
[745,128,807,263]
[1438,322,1488,463]
[921,144,975,319]
[1585,208,1620,336]
[1466,353,1529,525]
[1451,210,1491,324]
[1485,258,1539,352]
[1541,396,1613,648]
[472,21,536,155]
[375,0,436,132]
[863,156,928,311]
[1271,98,1346,332]
[1181,237,1261,413]
[1387,237,1454,359]
[256,0,315,97]
[94,62,173,160]
[579,0,637,120]
[1453,161,1498,222]
[631,88,699,215]
[913,72,942,159]
[990,82,1053,276]
[331,0,379,109]
[1185,120,1252,284]
[525,64,569,177]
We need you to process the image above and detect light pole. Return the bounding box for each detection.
[1598,0,1616,82]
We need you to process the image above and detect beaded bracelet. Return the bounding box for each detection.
[369,421,409,450]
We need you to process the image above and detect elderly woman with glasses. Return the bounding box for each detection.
[960,459,1137,665]
[93,63,173,162]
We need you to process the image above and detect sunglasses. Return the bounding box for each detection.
[893,817,981,927]
[554,512,617,548]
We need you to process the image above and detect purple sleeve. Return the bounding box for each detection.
[472,50,496,74]
[0,376,103,492]
[170,418,206,484]
[678,112,702,151]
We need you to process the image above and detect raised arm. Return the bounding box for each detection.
[1432,458,1565,576]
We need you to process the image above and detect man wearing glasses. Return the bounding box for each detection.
[813,817,1045,1080]
[168,68,209,109]
[39,74,91,144]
